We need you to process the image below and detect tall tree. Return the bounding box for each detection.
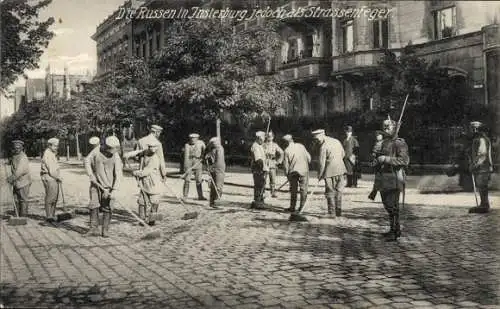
[1,0,54,92]
[153,19,290,126]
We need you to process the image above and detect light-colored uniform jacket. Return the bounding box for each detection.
[318,137,347,179]
[283,142,310,176]
[10,152,32,189]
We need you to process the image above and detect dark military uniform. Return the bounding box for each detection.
[205,139,225,208]
[469,129,493,213]
[343,134,360,187]
[374,134,410,240]
[183,137,206,200]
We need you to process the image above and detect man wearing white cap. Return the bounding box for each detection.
[263,131,284,198]
[183,133,207,200]
[312,129,347,218]
[7,140,32,217]
[282,135,310,212]
[41,137,62,222]
[373,118,409,241]
[468,121,493,214]
[250,131,269,208]
[85,136,123,236]
[84,136,100,178]
[205,137,226,208]
[136,124,166,175]
[124,139,164,225]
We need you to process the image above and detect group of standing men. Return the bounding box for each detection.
[249,119,410,241]
[4,118,492,242]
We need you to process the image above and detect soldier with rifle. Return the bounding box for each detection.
[374,111,410,241]
[468,121,493,214]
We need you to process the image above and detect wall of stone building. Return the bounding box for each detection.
[395,1,427,45]
[457,1,500,34]
[414,32,485,106]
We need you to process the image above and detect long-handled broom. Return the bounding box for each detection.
[56,182,76,222]
[289,181,321,222]
[162,181,199,220]
[91,180,161,240]
[4,164,27,226]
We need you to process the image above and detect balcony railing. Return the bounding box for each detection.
[332,50,385,73]
[279,57,330,83]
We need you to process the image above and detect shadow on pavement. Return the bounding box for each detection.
[0,282,202,309]
[240,205,500,306]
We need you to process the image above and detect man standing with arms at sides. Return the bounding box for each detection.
[282,135,310,213]
[263,131,284,198]
[84,136,123,237]
[312,129,347,217]
[468,121,493,214]
[374,118,410,241]
[343,125,360,188]
[41,138,62,222]
[183,133,207,200]
[205,137,226,209]
[7,140,32,217]
[368,131,384,200]
[250,131,269,209]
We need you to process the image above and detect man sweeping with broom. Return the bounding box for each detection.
[124,139,165,226]
[84,136,123,237]
[7,140,32,218]
[205,137,226,209]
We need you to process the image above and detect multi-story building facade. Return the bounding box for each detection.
[92,0,500,121]
[23,65,92,104]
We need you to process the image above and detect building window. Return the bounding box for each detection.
[156,32,161,50]
[373,18,389,48]
[342,19,354,53]
[434,6,456,39]
[287,38,297,62]
[304,34,313,58]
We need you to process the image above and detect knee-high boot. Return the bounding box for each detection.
[138,205,146,220]
[326,196,334,215]
[479,189,490,209]
[197,183,206,200]
[271,185,277,198]
[86,208,100,236]
[102,212,111,237]
[148,204,159,225]
[183,182,190,199]
[335,195,342,217]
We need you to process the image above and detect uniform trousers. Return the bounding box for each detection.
[89,185,115,213]
[474,172,491,207]
[209,170,224,204]
[289,172,308,209]
[41,175,59,218]
[13,185,30,216]
[253,171,267,203]
[267,168,277,188]
[380,189,401,232]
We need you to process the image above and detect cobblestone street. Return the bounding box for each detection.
[1,161,499,308]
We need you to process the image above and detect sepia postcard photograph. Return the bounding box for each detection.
[0,0,499,308]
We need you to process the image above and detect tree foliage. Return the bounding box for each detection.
[153,19,290,125]
[1,0,55,92]
[361,46,475,126]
